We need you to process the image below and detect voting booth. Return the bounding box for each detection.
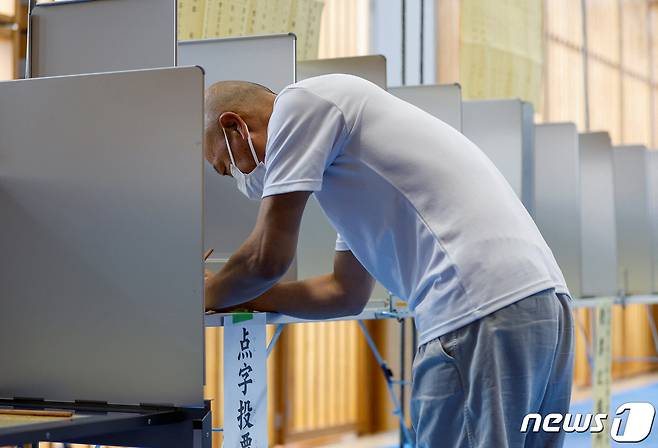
[178,34,296,271]
[27,0,176,77]
[612,145,654,295]
[298,55,387,88]
[0,66,209,446]
[534,123,582,298]
[388,84,463,131]
[179,35,299,446]
[650,151,658,293]
[579,132,618,297]
[462,99,535,214]
[178,34,295,93]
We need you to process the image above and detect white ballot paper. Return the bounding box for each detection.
[223,312,268,448]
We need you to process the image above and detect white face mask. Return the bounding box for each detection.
[222,123,266,201]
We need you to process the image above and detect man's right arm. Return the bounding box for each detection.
[242,250,375,319]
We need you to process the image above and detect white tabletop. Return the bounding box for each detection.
[204,306,415,327]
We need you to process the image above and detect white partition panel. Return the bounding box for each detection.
[0,67,204,407]
[579,132,618,297]
[29,0,176,77]
[298,55,387,88]
[462,99,535,214]
[178,34,296,93]
[296,55,389,302]
[388,84,462,131]
[612,145,654,294]
[178,35,296,271]
[649,150,658,293]
[534,123,582,298]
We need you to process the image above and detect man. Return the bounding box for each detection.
[204,75,574,447]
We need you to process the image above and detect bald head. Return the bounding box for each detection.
[204,80,275,132]
[204,80,276,177]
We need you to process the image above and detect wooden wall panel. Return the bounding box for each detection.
[621,0,650,75]
[317,0,369,59]
[0,0,18,22]
[647,1,658,79]
[621,305,657,376]
[622,75,652,145]
[0,26,16,80]
[436,0,461,83]
[573,305,649,387]
[282,321,363,441]
[573,309,591,387]
[649,3,656,148]
[587,0,620,62]
[545,42,586,128]
[546,0,583,46]
[588,58,622,143]
[654,88,658,147]
[369,318,414,432]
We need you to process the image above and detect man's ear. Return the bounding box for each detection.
[218,112,240,131]
[219,112,250,140]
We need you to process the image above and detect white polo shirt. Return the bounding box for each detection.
[262,74,568,345]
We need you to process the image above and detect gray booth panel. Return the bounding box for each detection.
[612,145,654,294]
[29,0,176,77]
[0,67,205,407]
[298,55,387,89]
[178,35,296,263]
[178,34,296,93]
[462,99,535,214]
[534,123,582,298]
[650,150,658,293]
[296,55,389,302]
[579,132,618,296]
[388,84,463,131]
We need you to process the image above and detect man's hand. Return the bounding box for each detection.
[204,269,258,313]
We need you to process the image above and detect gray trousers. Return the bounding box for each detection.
[411,289,574,448]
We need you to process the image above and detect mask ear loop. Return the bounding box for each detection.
[221,127,237,167]
[242,122,261,165]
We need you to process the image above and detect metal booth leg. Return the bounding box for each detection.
[357,320,414,447]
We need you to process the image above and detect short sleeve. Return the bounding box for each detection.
[262,87,347,198]
[335,233,350,251]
